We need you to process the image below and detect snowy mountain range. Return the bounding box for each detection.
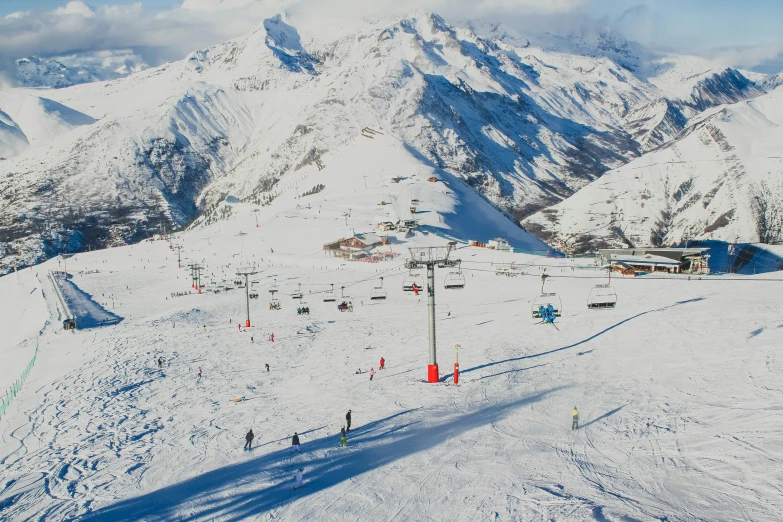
[0,12,781,271]
[15,52,149,89]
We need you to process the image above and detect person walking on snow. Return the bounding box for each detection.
[265,363,270,372]
[572,407,579,430]
[379,357,385,370]
[294,468,304,489]
[157,356,163,369]
[346,410,352,431]
[290,432,301,453]
[244,429,255,450]
[340,426,347,447]
[369,368,375,381]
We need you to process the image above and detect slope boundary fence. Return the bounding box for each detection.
[0,338,39,421]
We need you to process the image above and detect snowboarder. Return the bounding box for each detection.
[340,426,347,447]
[294,468,304,489]
[157,356,163,369]
[265,363,270,372]
[572,407,579,430]
[379,357,385,370]
[244,429,255,450]
[291,432,301,453]
[369,368,375,381]
[346,410,352,431]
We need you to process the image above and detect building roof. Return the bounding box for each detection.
[354,232,382,246]
[599,247,709,262]
[610,254,680,266]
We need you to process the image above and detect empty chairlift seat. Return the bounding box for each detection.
[587,284,617,309]
[370,277,387,300]
[444,270,465,289]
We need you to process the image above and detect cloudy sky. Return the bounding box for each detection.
[2,0,782,75]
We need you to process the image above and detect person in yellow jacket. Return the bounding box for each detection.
[572,407,579,430]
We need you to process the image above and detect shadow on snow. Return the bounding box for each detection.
[80,389,562,521]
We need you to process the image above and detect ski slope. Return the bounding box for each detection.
[1,142,783,520]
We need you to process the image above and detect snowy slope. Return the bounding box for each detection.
[1,167,782,520]
[0,90,96,151]
[524,86,783,252]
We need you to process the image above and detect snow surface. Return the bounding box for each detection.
[2,142,783,520]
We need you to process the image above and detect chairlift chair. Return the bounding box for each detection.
[370,277,387,300]
[323,284,337,302]
[269,297,281,310]
[444,265,466,289]
[269,278,278,295]
[292,283,303,300]
[297,301,311,315]
[337,286,354,312]
[587,284,617,309]
[531,293,562,318]
[402,271,423,292]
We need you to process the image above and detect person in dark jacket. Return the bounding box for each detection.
[244,429,254,450]
[291,432,301,453]
[345,410,352,431]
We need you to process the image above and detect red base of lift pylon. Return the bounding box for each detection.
[427,364,439,383]
[245,319,251,328]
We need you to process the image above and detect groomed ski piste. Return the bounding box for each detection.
[2,135,783,521]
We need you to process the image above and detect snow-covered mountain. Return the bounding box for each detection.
[523,86,783,252]
[15,51,149,89]
[0,12,773,270]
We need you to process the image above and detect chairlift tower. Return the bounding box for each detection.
[188,264,203,294]
[174,244,184,268]
[237,265,258,327]
[406,245,460,383]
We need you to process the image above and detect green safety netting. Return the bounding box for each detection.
[0,339,39,420]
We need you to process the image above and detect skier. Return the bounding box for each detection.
[198,367,202,380]
[346,410,352,431]
[369,368,375,381]
[413,284,419,296]
[294,468,304,489]
[157,356,163,369]
[271,333,275,342]
[265,363,270,372]
[340,426,347,447]
[251,336,254,343]
[379,357,385,370]
[238,324,241,331]
[291,432,301,453]
[572,407,579,430]
[244,429,255,450]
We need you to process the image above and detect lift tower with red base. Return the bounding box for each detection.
[406,245,460,383]
[236,265,257,328]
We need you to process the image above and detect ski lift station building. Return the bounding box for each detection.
[487,238,512,251]
[599,247,710,274]
[323,233,387,259]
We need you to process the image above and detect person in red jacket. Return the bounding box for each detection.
[379,357,385,370]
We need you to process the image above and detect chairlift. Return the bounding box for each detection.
[402,271,423,292]
[297,301,311,315]
[269,278,278,295]
[292,283,303,300]
[370,277,387,300]
[323,283,337,302]
[337,286,353,312]
[444,264,466,289]
[587,284,617,309]
[269,297,281,310]
[532,293,562,318]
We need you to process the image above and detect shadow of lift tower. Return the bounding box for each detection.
[406,245,461,383]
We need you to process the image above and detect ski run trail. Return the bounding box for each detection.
[2,135,783,521]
